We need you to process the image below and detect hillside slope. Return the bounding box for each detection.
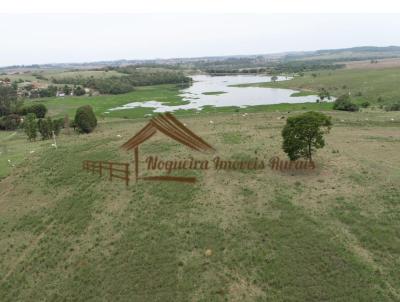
[0,112,399,301]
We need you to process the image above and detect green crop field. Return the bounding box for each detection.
[0,110,399,301]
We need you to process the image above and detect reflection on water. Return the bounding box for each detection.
[109,75,320,113]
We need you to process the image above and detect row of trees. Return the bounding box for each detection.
[199,60,345,75]
[22,84,85,98]
[51,68,190,95]
[23,105,97,140]
[23,114,63,141]
[0,102,48,130]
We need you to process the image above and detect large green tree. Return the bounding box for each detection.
[282,111,332,161]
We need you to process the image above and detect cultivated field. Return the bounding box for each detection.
[0,110,399,301]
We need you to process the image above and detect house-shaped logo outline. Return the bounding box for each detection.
[121,112,215,183]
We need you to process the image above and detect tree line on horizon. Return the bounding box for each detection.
[51,67,190,95]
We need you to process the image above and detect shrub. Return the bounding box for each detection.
[74,86,86,96]
[318,88,331,101]
[74,105,97,133]
[385,103,400,111]
[360,101,370,108]
[38,85,57,98]
[63,85,72,95]
[0,114,21,130]
[38,118,52,140]
[21,103,48,118]
[52,118,64,135]
[282,111,332,161]
[38,117,64,139]
[333,95,359,112]
[24,113,37,141]
[70,120,77,131]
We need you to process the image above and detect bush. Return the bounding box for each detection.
[38,117,64,139]
[74,105,97,133]
[333,95,359,112]
[385,103,400,111]
[0,114,21,130]
[74,86,85,96]
[360,101,370,108]
[38,117,64,140]
[38,85,57,98]
[21,103,48,118]
[70,120,76,130]
[53,118,64,135]
[24,113,37,141]
[38,118,52,140]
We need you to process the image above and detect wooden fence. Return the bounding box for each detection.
[82,160,130,186]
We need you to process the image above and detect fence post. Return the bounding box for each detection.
[134,147,139,182]
[109,162,113,181]
[125,163,129,186]
[99,161,103,176]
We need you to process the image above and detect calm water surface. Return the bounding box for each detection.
[109,75,320,112]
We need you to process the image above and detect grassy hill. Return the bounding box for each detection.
[1,111,399,301]
[234,67,400,105]
[283,46,400,61]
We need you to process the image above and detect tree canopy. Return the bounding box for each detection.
[282,111,332,161]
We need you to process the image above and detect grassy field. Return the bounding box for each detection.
[235,67,400,105]
[0,110,400,301]
[49,70,125,80]
[2,69,125,82]
[28,84,334,120]
[21,66,399,123]
[30,84,186,119]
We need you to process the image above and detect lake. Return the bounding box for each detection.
[109,75,320,113]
